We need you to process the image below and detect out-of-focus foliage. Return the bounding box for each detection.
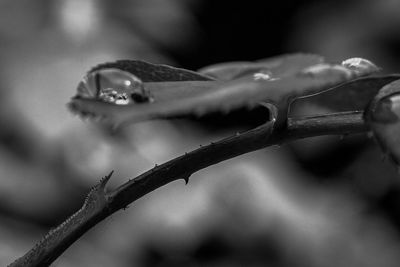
[2,0,400,267]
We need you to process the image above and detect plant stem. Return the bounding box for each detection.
[109,111,367,211]
[9,111,368,267]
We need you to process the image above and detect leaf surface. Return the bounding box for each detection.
[291,74,400,114]
[90,60,214,82]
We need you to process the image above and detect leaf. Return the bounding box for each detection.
[365,78,400,167]
[69,56,379,128]
[197,53,324,80]
[291,74,400,114]
[90,60,214,82]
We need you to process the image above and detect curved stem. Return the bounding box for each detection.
[9,111,368,267]
[108,111,366,211]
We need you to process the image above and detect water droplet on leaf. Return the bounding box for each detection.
[252,70,281,81]
[253,71,273,81]
[341,58,379,74]
[76,68,152,105]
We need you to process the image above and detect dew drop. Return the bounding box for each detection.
[253,71,272,81]
[253,70,281,81]
[76,68,152,105]
[341,58,379,74]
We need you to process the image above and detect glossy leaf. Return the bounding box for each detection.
[365,79,400,166]
[69,56,379,128]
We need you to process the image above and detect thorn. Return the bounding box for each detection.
[99,170,114,190]
[183,174,191,185]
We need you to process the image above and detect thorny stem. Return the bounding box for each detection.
[9,111,368,267]
[108,111,367,211]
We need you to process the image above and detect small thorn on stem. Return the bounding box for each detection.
[182,174,191,185]
[100,170,114,190]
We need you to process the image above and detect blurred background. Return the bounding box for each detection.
[2,0,400,266]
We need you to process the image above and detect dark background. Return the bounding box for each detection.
[2,0,400,266]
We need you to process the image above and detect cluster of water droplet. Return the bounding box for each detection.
[76,68,151,105]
